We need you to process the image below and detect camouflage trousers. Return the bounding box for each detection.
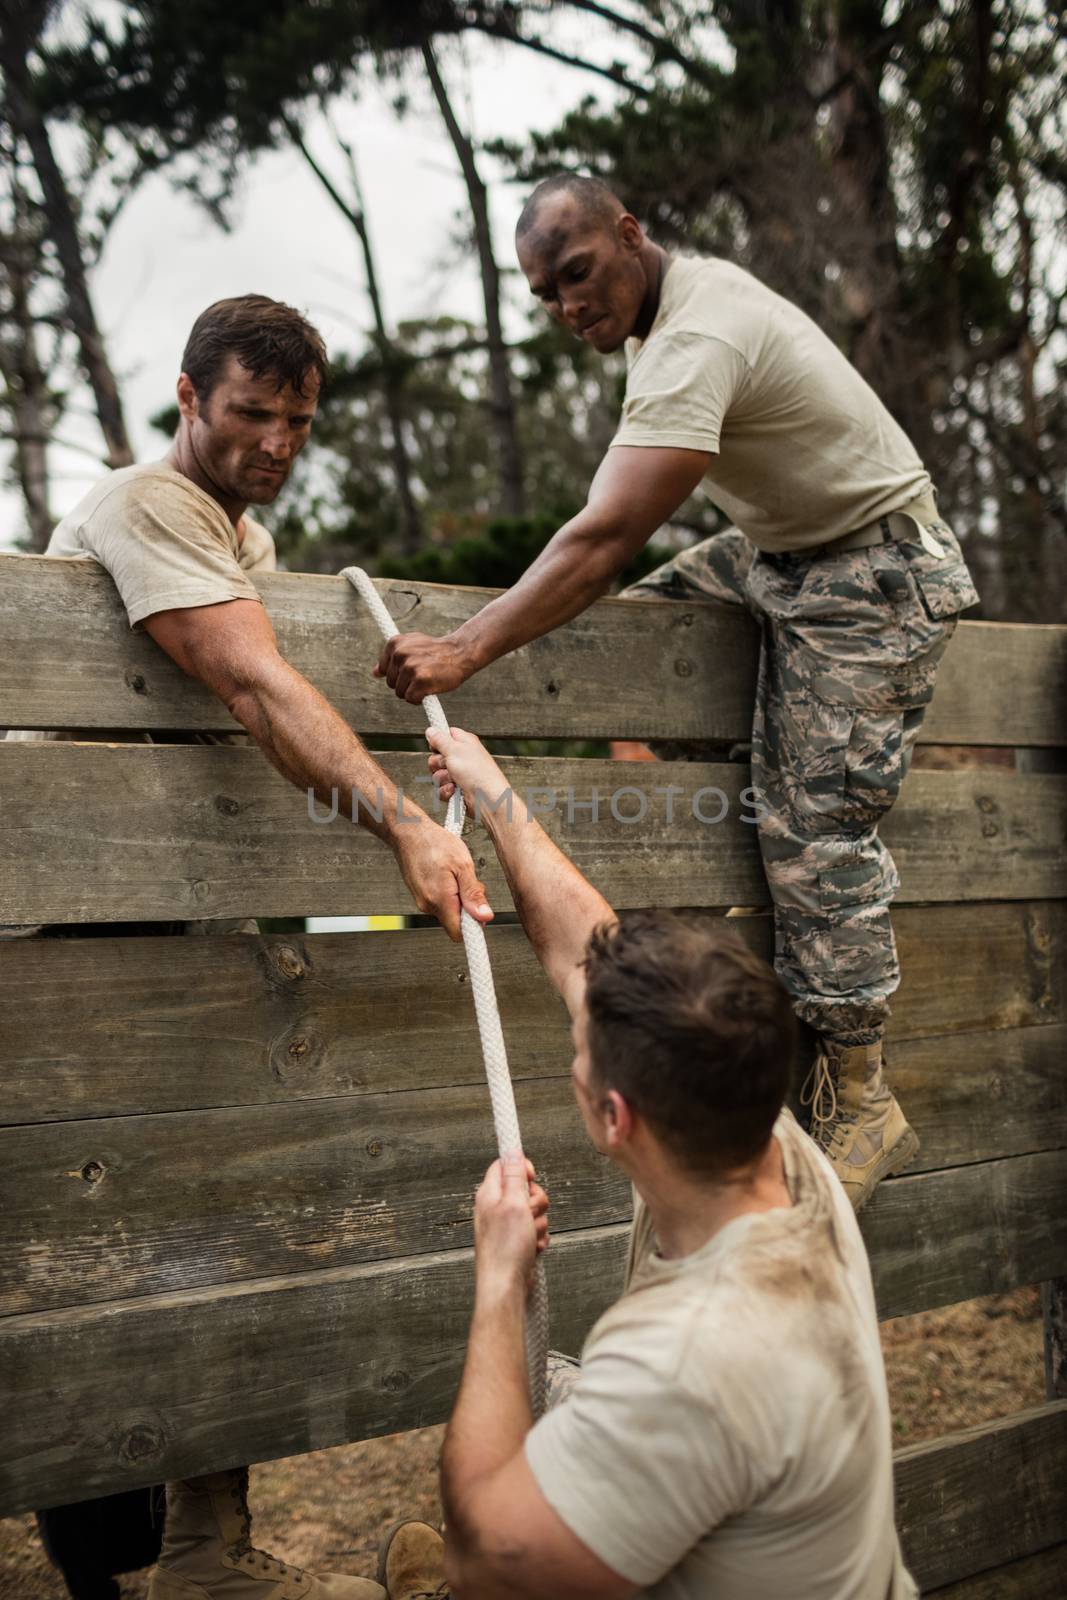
[623,497,978,1044]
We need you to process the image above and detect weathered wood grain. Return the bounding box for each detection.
[3,556,1065,745]
[866,1151,1067,1321]
[3,1072,1064,1318]
[0,1223,631,1516]
[0,1078,631,1316]
[1,1226,1064,1528]
[896,1402,1067,1591]
[2,744,1064,924]
[926,1542,1067,1598]
[0,557,756,742]
[4,904,1063,1125]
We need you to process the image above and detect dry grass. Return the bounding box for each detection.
[0,1289,1046,1597]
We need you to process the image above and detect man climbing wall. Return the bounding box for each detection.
[373,173,980,1213]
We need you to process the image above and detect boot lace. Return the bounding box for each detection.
[226,1469,305,1581]
[800,1050,839,1148]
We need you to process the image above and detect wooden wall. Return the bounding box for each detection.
[2,555,1066,1594]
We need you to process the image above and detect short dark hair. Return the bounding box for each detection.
[516,173,623,243]
[181,295,329,402]
[583,912,796,1179]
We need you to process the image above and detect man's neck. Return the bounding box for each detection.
[631,242,671,343]
[636,1134,791,1261]
[167,430,247,531]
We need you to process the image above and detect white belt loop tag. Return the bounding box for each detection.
[919,524,946,559]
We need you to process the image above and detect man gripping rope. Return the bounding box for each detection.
[374,174,980,1213]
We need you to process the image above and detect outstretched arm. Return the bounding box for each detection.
[143,597,491,941]
[377,444,710,702]
[427,726,614,1018]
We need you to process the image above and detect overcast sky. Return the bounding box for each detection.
[1,26,633,547]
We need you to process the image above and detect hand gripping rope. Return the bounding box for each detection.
[343,567,549,1418]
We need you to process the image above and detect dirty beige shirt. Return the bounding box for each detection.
[1,463,275,937]
[525,1110,917,1600]
[45,460,276,626]
[612,255,931,552]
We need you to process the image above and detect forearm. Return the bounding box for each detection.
[481,786,614,1003]
[442,1280,532,1548]
[226,653,420,843]
[454,507,632,673]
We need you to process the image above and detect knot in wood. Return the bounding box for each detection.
[123,667,148,695]
[287,1036,310,1059]
[366,1138,383,1158]
[119,1423,165,1466]
[214,795,241,817]
[674,657,692,678]
[273,945,306,980]
[81,1160,105,1185]
[381,1369,410,1393]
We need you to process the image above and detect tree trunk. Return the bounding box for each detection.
[422,41,525,519]
[0,26,132,470]
[290,123,423,555]
[0,222,55,549]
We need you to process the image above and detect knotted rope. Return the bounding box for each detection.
[343,567,549,1417]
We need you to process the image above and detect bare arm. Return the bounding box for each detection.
[377,445,711,701]
[143,598,491,939]
[427,727,614,1018]
[441,1157,635,1600]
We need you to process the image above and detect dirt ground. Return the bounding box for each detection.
[0,1286,1045,1597]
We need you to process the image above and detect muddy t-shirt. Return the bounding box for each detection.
[612,255,931,552]
[525,1110,918,1599]
[1,463,276,938]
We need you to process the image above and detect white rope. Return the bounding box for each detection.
[343,567,549,1417]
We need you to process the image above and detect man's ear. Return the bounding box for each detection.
[176,372,200,424]
[617,212,644,253]
[603,1088,634,1148]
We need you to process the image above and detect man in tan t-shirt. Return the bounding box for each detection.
[374,724,918,1600]
[9,295,492,1600]
[372,174,981,1217]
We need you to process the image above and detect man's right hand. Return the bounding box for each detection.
[394,817,493,941]
[426,725,509,812]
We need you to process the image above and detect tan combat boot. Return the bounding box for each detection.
[148,1467,385,1599]
[801,1040,919,1212]
[376,1521,449,1600]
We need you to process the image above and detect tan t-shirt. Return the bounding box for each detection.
[525,1110,918,1600]
[612,256,931,552]
[0,464,276,937]
[46,460,276,626]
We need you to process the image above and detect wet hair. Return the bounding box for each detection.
[515,173,624,244]
[583,912,796,1179]
[181,294,329,402]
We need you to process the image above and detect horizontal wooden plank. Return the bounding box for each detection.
[865,1150,1067,1321]
[1,1214,1064,1524]
[889,1025,1067,1175]
[896,1402,1067,1591]
[2,556,1065,745]
[0,557,757,743]
[0,1078,631,1316]
[3,903,1063,1125]
[926,1542,1067,1598]
[2,745,1064,924]
[2,1036,1064,1315]
[0,1224,631,1516]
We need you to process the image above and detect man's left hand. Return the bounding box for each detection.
[374,632,473,702]
[473,1154,549,1298]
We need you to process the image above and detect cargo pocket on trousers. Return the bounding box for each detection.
[817,855,897,994]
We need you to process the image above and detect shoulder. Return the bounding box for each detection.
[238,516,277,572]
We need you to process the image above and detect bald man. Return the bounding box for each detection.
[375,174,980,1213]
